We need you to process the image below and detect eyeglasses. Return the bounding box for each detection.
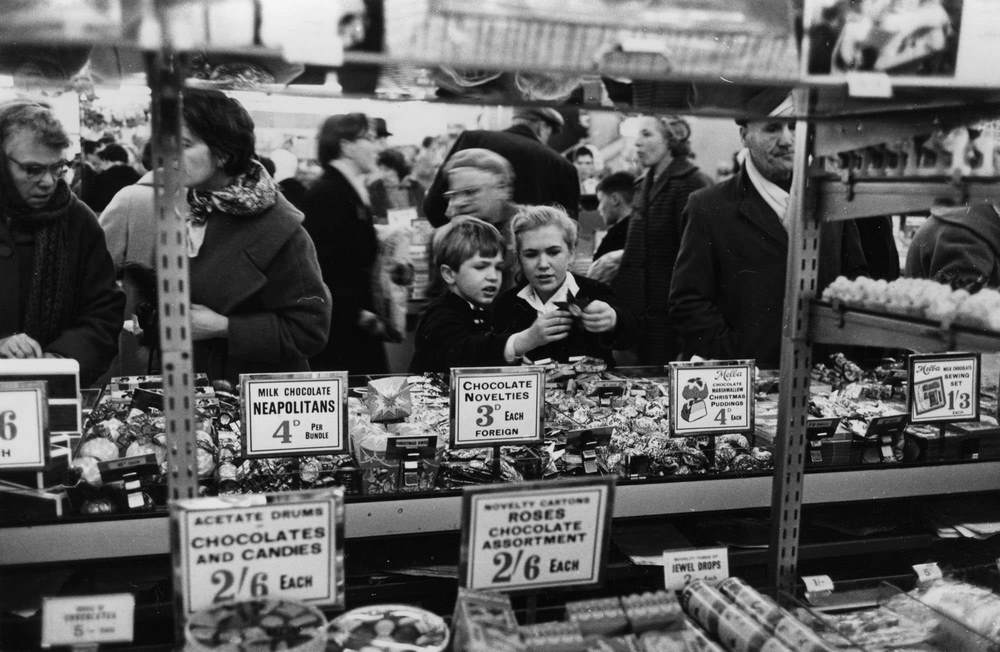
[7,156,69,181]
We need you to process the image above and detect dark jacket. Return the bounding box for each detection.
[0,196,124,387]
[301,166,387,374]
[410,292,510,373]
[904,202,1000,287]
[493,274,636,365]
[611,157,713,365]
[369,177,425,220]
[189,194,331,382]
[593,215,630,259]
[668,166,868,368]
[82,165,141,214]
[422,124,580,226]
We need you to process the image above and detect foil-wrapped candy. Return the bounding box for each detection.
[363,376,412,423]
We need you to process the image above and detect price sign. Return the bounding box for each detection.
[845,71,893,98]
[908,353,980,424]
[450,367,545,448]
[802,575,835,595]
[171,489,345,615]
[241,372,348,457]
[459,477,615,592]
[41,593,134,647]
[663,547,729,591]
[668,360,754,436]
[0,380,48,470]
[913,562,943,584]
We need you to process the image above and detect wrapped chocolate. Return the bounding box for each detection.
[363,376,412,422]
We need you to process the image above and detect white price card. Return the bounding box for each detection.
[802,575,835,594]
[908,353,980,424]
[668,360,754,436]
[459,477,615,592]
[41,593,134,647]
[171,489,345,615]
[663,547,729,590]
[450,367,545,448]
[913,562,943,584]
[845,72,893,98]
[0,380,48,470]
[241,372,348,457]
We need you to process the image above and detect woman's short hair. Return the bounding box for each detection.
[376,148,410,179]
[510,205,578,252]
[0,100,69,150]
[653,115,692,157]
[317,113,369,164]
[443,148,514,186]
[182,89,255,176]
[432,216,504,271]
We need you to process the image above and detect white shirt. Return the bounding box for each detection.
[503,273,581,362]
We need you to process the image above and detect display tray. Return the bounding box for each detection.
[811,301,1000,353]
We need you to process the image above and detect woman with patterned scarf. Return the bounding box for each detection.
[0,101,124,387]
[178,89,331,382]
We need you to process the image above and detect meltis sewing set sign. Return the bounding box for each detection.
[907,353,980,424]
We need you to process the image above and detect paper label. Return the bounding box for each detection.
[387,207,418,228]
[908,353,980,423]
[451,367,545,448]
[669,361,754,436]
[913,562,943,584]
[241,373,347,457]
[846,72,893,98]
[663,547,730,590]
[718,606,766,652]
[0,381,48,470]
[802,574,834,594]
[460,478,614,591]
[174,492,343,614]
[41,593,134,647]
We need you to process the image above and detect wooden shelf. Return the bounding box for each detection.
[810,302,1000,353]
[5,461,1000,565]
[815,176,1000,222]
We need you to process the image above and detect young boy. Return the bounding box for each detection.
[410,217,564,372]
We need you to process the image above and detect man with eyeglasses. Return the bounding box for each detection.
[423,107,580,227]
[0,100,123,386]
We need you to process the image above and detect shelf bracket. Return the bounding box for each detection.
[839,168,856,202]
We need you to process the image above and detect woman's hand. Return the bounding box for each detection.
[0,333,42,358]
[191,304,229,341]
[581,300,618,333]
[514,309,571,355]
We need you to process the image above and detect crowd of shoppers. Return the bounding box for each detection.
[4,89,943,386]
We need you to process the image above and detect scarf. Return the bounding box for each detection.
[741,148,790,230]
[186,159,278,226]
[0,149,73,347]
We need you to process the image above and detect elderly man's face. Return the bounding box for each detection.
[445,167,509,223]
[741,120,795,187]
[5,128,65,208]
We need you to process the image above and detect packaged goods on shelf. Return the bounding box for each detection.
[822,276,1000,330]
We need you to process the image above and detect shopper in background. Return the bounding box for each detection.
[569,145,600,195]
[493,205,635,365]
[368,148,425,220]
[269,148,307,210]
[371,117,392,151]
[439,147,518,290]
[70,138,102,197]
[586,171,636,284]
[612,115,713,365]
[669,95,867,367]
[302,112,387,374]
[176,89,331,381]
[423,107,580,226]
[0,100,123,386]
[904,201,1000,287]
[83,144,141,213]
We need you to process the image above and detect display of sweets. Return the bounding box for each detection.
[822,276,1000,330]
[328,604,450,651]
[185,599,328,652]
[680,581,795,652]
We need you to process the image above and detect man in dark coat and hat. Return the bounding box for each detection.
[669,93,868,368]
[422,107,580,225]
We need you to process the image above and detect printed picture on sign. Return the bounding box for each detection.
[913,375,946,415]
[680,378,709,423]
[804,0,963,77]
